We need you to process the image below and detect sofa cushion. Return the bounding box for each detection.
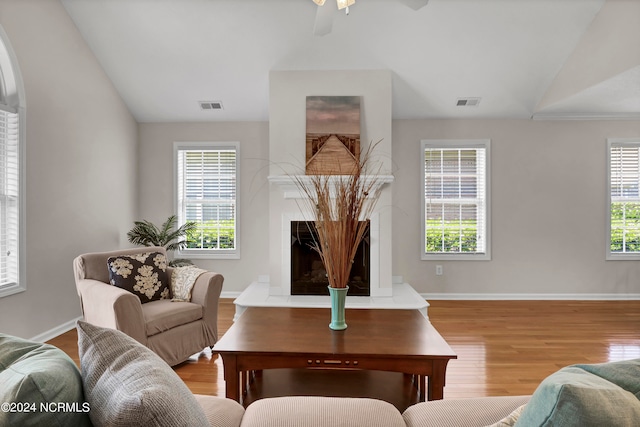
[402,396,531,427]
[574,358,640,398]
[0,334,91,427]
[193,395,245,427]
[514,364,640,427]
[486,404,526,427]
[142,300,203,336]
[240,396,406,427]
[107,251,170,303]
[77,320,210,427]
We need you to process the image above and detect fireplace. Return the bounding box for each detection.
[233,71,429,319]
[290,221,370,296]
[265,175,394,298]
[233,173,429,321]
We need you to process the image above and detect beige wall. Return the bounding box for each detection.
[0,0,138,338]
[393,119,640,297]
[137,122,270,293]
[138,118,640,298]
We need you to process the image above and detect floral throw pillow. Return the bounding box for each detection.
[107,252,170,303]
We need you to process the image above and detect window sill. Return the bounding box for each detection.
[422,253,491,261]
[176,250,240,260]
[0,283,26,298]
[606,253,640,261]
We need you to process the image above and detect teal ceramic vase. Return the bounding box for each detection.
[328,286,349,330]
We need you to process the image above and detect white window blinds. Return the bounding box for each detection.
[176,145,238,254]
[0,109,19,289]
[422,141,489,258]
[609,141,640,255]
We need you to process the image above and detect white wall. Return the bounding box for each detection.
[268,70,393,175]
[536,0,640,111]
[393,118,640,297]
[137,122,270,293]
[268,70,394,294]
[0,0,138,338]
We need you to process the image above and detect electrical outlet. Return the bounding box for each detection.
[436,265,443,276]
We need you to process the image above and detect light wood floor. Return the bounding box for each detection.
[47,299,640,399]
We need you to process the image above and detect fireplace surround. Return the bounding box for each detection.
[232,174,428,321]
[269,175,392,296]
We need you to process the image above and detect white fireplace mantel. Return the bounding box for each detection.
[268,175,394,199]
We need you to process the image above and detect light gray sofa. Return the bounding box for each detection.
[1,324,528,427]
[2,323,639,426]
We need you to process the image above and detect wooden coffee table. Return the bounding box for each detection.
[214,307,456,405]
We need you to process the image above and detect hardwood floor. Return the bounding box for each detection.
[47,299,640,400]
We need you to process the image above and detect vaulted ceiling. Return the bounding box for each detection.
[60,0,639,122]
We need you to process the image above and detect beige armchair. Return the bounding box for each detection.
[73,246,223,366]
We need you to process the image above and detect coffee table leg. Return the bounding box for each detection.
[404,373,427,402]
[427,360,449,401]
[240,370,246,397]
[221,354,240,402]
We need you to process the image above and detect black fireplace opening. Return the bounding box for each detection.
[290,221,370,296]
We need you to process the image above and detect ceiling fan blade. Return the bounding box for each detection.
[313,1,336,36]
[401,0,429,11]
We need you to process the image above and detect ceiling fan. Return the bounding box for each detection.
[311,0,430,36]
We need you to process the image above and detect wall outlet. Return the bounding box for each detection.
[436,265,443,276]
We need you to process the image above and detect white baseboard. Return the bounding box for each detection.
[422,293,640,301]
[224,291,640,301]
[221,291,242,299]
[32,294,240,342]
[33,293,636,342]
[30,316,83,343]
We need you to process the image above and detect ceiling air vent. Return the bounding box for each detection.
[199,101,223,110]
[456,97,481,107]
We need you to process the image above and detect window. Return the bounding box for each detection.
[607,139,640,259]
[421,140,490,260]
[174,142,239,259]
[0,25,24,297]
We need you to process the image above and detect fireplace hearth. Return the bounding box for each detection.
[290,221,370,296]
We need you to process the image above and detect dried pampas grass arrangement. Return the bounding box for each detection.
[294,140,384,290]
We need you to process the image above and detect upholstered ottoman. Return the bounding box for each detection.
[240,396,406,427]
[402,395,531,427]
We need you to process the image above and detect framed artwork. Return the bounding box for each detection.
[305,96,361,175]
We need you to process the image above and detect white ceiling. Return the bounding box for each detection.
[59,0,639,123]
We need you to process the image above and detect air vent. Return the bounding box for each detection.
[199,101,223,110]
[456,97,481,107]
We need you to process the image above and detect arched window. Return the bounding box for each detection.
[0,24,25,297]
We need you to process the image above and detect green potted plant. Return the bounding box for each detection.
[127,215,197,267]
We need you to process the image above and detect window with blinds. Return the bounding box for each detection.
[0,26,23,297]
[175,142,239,258]
[0,109,19,292]
[421,140,490,260]
[608,139,640,258]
